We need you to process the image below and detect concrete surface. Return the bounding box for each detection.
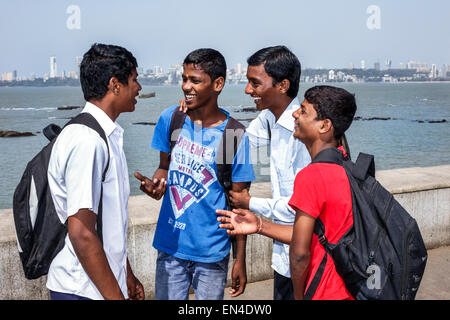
[214,245,450,300]
[0,164,449,299]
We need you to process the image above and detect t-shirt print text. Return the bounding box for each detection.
[169,135,217,220]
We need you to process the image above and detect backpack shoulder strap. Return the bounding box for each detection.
[64,112,110,244]
[353,153,375,180]
[168,108,187,157]
[216,116,246,193]
[65,113,110,181]
[311,147,344,166]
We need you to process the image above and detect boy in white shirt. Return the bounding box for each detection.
[229,46,310,300]
[47,43,144,300]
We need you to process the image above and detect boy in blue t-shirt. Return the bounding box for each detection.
[134,48,255,300]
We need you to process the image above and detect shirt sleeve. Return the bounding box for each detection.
[249,196,295,223]
[151,106,177,153]
[231,132,255,183]
[64,128,108,217]
[288,165,325,219]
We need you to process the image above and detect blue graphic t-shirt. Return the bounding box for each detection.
[151,106,255,263]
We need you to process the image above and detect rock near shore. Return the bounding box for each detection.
[0,130,36,137]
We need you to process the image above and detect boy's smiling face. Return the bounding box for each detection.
[292,99,322,143]
[181,63,221,110]
[245,64,280,111]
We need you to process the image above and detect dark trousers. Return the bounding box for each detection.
[49,290,91,300]
[273,271,294,300]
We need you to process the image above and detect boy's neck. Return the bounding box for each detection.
[89,97,118,122]
[269,96,294,121]
[307,140,339,160]
[187,102,226,128]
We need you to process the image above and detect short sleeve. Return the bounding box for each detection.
[151,106,177,153]
[231,132,255,182]
[64,128,108,217]
[288,165,325,219]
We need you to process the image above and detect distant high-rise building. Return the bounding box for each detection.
[50,56,57,78]
[407,61,429,72]
[360,60,366,70]
[385,59,392,70]
[75,56,82,77]
[236,63,243,75]
[75,56,82,68]
[399,62,405,69]
[374,62,381,71]
[430,64,437,79]
[440,64,448,78]
[153,66,163,75]
[328,69,335,80]
[349,63,354,69]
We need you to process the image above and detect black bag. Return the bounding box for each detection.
[13,113,109,280]
[304,148,427,300]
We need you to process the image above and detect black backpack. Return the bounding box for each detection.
[13,113,109,280]
[168,109,249,208]
[304,148,427,300]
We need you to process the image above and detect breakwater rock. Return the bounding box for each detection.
[139,92,155,99]
[0,130,36,137]
[57,106,81,111]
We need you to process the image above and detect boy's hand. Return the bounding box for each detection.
[179,99,188,113]
[229,189,251,210]
[127,272,145,300]
[230,259,246,297]
[134,171,167,200]
[216,208,260,235]
[151,168,168,200]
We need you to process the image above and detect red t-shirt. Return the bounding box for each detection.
[288,155,354,300]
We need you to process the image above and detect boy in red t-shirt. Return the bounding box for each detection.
[217,85,357,300]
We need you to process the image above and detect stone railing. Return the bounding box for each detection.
[0,165,449,299]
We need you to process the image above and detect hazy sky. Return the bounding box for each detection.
[1,0,449,77]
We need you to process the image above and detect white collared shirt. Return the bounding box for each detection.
[46,102,130,299]
[246,97,311,278]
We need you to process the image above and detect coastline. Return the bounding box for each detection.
[1,81,450,89]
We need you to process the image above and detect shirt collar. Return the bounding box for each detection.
[275,97,300,132]
[82,102,119,137]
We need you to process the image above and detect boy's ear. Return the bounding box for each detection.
[319,118,333,135]
[108,77,120,95]
[278,79,290,95]
[213,76,225,93]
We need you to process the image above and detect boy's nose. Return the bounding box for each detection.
[244,83,252,95]
[182,81,191,92]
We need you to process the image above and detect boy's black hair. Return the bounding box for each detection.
[247,45,301,98]
[183,48,227,82]
[80,43,138,101]
[304,85,357,140]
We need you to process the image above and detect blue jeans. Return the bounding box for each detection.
[49,290,91,300]
[155,250,229,300]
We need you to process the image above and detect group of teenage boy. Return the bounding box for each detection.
[45,42,357,300]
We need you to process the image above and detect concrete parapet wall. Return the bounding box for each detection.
[0,165,449,299]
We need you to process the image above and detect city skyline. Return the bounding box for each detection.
[2,53,449,82]
[0,1,449,78]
